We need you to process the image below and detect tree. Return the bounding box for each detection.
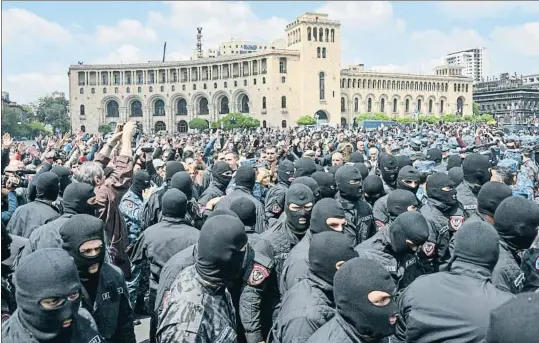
[354,113,391,123]
[1,106,29,137]
[189,118,209,131]
[98,124,112,134]
[211,113,260,130]
[296,115,317,125]
[34,96,70,133]
[473,101,480,116]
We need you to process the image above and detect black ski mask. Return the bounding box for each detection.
[379,154,399,186]
[447,155,462,171]
[426,148,442,164]
[309,231,357,285]
[285,184,315,234]
[334,257,398,340]
[294,158,317,178]
[462,154,491,193]
[477,181,512,218]
[277,160,295,186]
[230,197,257,228]
[387,190,418,219]
[396,166,421,194]
[62,183,97,216]
[50,166,71,196]
[349,152,365,163]
[161,189,188,218]
[426,172,457,206]
[335,165,363,201]
[311,171,337,199]
[353,163,369,181]
[130,171,150,199]
[36,171,60,201]
[389,211,429,255]
[196,215,248,284]
[494,196,539,251]
[310,198,346,234]
[60,214,105,279]
[292,176,320,202]
[212,161,233,188]
[165,161,185,181]
[14,248,81,341]
[235,166,256,189]
[170,171,193,200]
[363,175,386,205]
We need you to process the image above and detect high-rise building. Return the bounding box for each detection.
[443,47,489,83]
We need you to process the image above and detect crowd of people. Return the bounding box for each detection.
[1,119,538,343]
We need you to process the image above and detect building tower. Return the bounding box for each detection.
[285,13,341,125]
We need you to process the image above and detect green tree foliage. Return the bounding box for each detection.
[189,118,210,131]
[296,115,317,125]
[34,96,70,133]
[98,124,112,134]
[1,105,49,138]
[354,113,392,123]
[473,101,480,116]
[211,113,260,130]
[395,113,495,124]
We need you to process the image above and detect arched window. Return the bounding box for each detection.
[154,99,165,116]
[363,80,366,88]
[131,100,143,117]
[199,97,209,115]
[138,87,142,93]
[243,80,247,87]
[377,80,381,89]
[393,99,397,113]
[177,99,187,115]
[319,28,323,41]
[317,47,321,58]
[115,87,119,94]
[91,88,95,94]
[126,87,130,93]
[106,100,119,117]
[429,99,433,113]
[330,29,335,42]
[307,27,312,41]
[466,84,468,92]
[454,84,457,92]
[313,27,317,41]
[154,121,166,132]
[341,79,345,88]
[382,80,386,89]
[319,72,325,100]
[282,120,287,128]
[348,79,351,88]
[79,88,84,94]
[224,81,228,88]
[380,98,385,112]
[160,86,164,92]
[354,98,359,112]
[281,76,286,83]
[325,28,329,42]
[149,86,153,92]
[214,82,217,89]
[171,85,175,91]
[368,80,372,88]
[405,99,410,112]
[353,79,356,88]
[458,84,461,92]
[182,85,185,91]
[253,78,257,85]
[240,95,249,114]
[80,104,85,116]
[262,96,266,109]
[417,99,422,113]
[440,100,444,114]
[322,48,326,58]
[262,77,266,84]
[457,97,464,115]
[281,96,287,109]
[367,98,372,112]
[103,87,107,94]
[219,97,229,114]
[341,97,345,112]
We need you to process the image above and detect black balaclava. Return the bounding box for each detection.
[212,161,233,187]
[14,248,81,341]
[452,221,500,270]
[161,189,188,218]
[60,214,105,279]
[494,197,539,251]
[486,292,539,343]
[165,161,185,181]
[235,165,256,189]
[335,165,363,201]
[387,190,418,219]
[50,166,71,196]
[292,176,320,201]
[230,197,257,228]
[426,148,442,164]
[426,172,457,206]
[294,157,317,178]
[207,208,239,219]
[477,181,512,217]
[277,160,295,186]
[396,155,413,169]
[379,154,399,187]
[462,154,491,192]
[311,171,337,199]
[130,171,150,199]
[310,198,346,234]
[309,231,357,285]
[285,184,315,234]
[2,222,13,262]
[448,166,464,186]
[62,183,96,215]
[447,155,462,171]
[353,163,369,180]
[363,175,386,205]
[349,152,365,163]
[396,166,421,194]
[196,215,248,284]
[389,211,429,255]
[334,257,398,340]
[170,171,193,200]
[36,171,60,201]
[328,165,341,176]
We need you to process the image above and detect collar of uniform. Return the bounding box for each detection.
[194,269,225,294]
[449,260,492,281]
[426,197,453,214]
[334,313,364,342]
[161,216,190,225]
[307,271,334,302]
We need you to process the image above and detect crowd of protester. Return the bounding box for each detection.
[1,119,538,343]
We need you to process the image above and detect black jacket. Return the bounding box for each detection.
[279,230,312,296]
[491,240,526,294]
[6,199,60,238]
[395,260,513,343]
[306,314,370,343]
[215,186,267,234]
[264,183,288,228]
[336,193,375,246]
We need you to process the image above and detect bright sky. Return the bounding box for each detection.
[2,1,538,104]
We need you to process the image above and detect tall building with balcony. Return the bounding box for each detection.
[68,12,472,134]
[442,47,489,83]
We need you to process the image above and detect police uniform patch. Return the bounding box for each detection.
[124,200,135,209]
[271,204,282,214]
[375,220,385,230]
[89,336,102,343]
[422,242,436,257]
[449,216,465,232]
[248,264,270,286]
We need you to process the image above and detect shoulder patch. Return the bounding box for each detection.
[449,216,465,232]
[271,204,282,214]
[375,220,385,230]
[89,336,102,343]
[124,200,135,209]
[422,242,436,258]
[248,264,270,286]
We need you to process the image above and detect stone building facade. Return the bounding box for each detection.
[68,12,472,133]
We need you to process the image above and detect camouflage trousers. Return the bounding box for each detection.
[126,260,150,313]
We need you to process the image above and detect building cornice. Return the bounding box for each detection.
[340,70,473,82]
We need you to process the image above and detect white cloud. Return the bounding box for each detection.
[317,1,396,28]
[437,2,539,20]
[95,19,157,44]
[490,22,539,56]
[3,72,67,105]
[92,44,148,64]
[1,8,72,44]
[409,28,487,57]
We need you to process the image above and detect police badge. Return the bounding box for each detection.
[449,216,465,232]
[248,264,270,286]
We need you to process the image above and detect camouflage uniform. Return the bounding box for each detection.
[157,265,237,343]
